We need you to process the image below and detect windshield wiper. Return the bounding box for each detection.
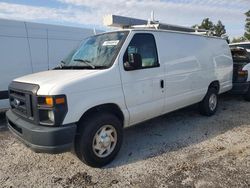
[73,59,95,69]
[53,61,66,69]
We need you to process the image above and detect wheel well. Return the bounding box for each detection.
[208,81,220,93]
[78,103,124,126]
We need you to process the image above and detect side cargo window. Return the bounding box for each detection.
[123,33,159,70]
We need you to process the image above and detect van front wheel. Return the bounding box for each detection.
[199,88,218,116]
[75,113,123,168]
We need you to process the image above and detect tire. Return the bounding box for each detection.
[75,112,123,168]
[199,88,218,116]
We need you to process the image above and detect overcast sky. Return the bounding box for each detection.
[0,0,249,39]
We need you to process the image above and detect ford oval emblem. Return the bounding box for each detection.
[14,99,20,107]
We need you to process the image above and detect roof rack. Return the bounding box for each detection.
[103,14,209,36]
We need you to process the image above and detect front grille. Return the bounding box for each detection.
[9,89,33,119]
[8,82,39,122]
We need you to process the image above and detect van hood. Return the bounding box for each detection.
[14,70,99,94]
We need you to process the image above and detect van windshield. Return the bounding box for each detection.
[58,31,129,69]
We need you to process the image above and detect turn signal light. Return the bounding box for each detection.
[45,97,53,106]
[45,96,65,106]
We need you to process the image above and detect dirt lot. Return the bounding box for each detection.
[0,94,249,188]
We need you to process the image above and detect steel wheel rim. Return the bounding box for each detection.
[92,125,117,158]
[209,93,217,111]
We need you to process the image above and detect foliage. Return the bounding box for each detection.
[200,18,214,31]
[214,20,226,37]
[192,18,226,37]
[244,10,250,40]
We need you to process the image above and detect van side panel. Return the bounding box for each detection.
[154,31,232,114]
[0,19,32,107]
[26,24,48,72]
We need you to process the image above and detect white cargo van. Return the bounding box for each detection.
[6,17,233,167]
[0,19,94,110]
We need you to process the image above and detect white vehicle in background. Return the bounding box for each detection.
[0,19,95,109]
[6,15,233,167]
[229,44,250,100]
[230,42,250,57]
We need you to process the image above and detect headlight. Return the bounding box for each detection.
[37,95,68,126]
[48,110,55,122]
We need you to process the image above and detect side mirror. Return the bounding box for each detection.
[124,53,142,70]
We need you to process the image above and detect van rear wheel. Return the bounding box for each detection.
[199,88,218,116]
[74,113,123,168]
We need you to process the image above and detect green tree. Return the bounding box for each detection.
[214,20,226,37]
[192,18,226,37]
[244,10,250,40]
[199,18,214,30]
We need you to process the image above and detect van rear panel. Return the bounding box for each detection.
[151,30,232,112]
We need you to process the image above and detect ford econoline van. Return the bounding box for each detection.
[6,26,233,167]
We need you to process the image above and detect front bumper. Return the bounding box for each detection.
[230,82,250,94]
[6,110,76,154]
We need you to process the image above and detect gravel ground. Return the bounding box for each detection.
[0,94,249,188]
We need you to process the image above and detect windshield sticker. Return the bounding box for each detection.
[103,40,119,46]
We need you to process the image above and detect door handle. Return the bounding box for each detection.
[160,80,164,88]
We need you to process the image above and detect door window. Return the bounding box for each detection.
[123,33,159,70]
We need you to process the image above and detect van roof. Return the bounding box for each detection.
[104,28,226,41]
